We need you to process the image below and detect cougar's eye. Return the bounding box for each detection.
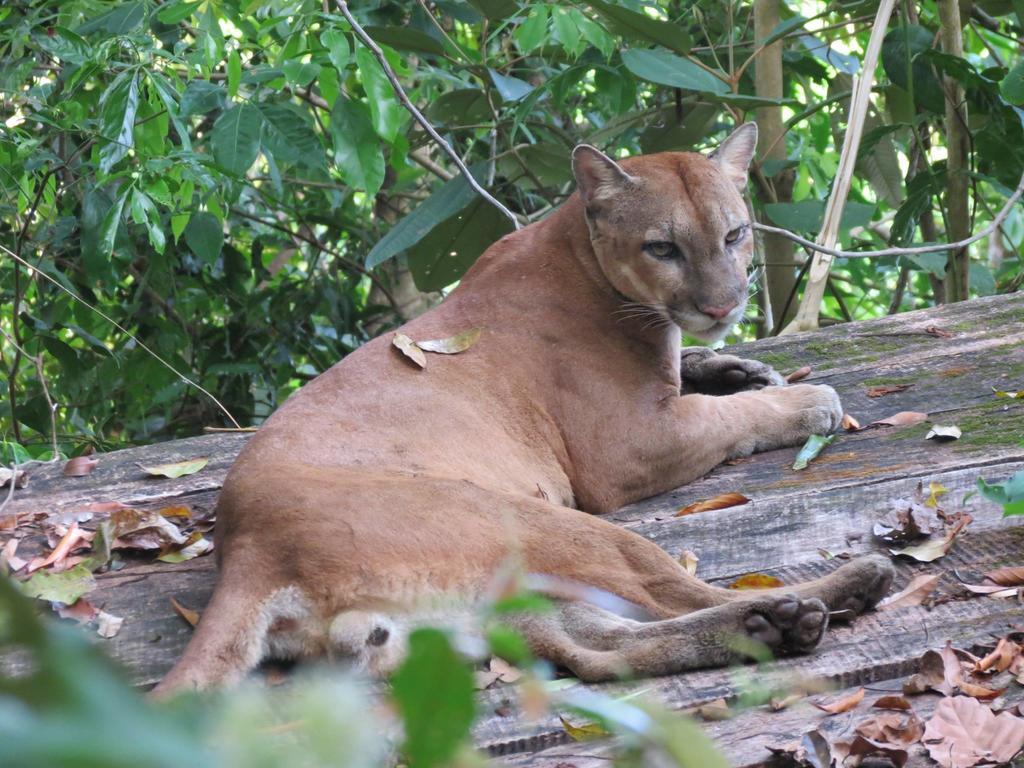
[643,241,680,260]
[725,225,747,245]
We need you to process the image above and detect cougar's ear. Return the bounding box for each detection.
[572,144,634,207]
[709,122,758,190]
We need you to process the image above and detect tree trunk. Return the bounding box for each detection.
[753,0,797,335]
[938,0,971,301]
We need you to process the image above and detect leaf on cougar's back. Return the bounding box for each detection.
[792,434,835,470]
[728,573,785,590]
[138,456,209,478]
[392,332,426,369]
[416,328,482,354]
[675,492,749,516]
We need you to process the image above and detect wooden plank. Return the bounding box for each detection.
[475,577,1024,757]
[500,674,1024,768]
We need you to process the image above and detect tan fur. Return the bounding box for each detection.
[154,125,892,694]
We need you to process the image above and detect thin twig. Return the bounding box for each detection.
[752,163,1024,258]
[336,0,521,230]
[0,243,242,429]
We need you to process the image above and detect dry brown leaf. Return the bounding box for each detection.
[675,492,750,517]
[27,521,88,574]
[872,411,929,427]
[0,467,27,489]
[867,384,913,397]
[814,686,865,714]
[856,710,925,747]
[57,597,98,623]
[877,573,940,611]
[489,657,522,684]
[984,566,1024,587]
[976,638,1022,674]
[841,413,862,431]
[138,457,209,479]
[693,698,732,721]
[926,325,954,338]
[110,508,187,550]
[959,582,1019,596]
[81,501,130,514]
[392,332,426,369]
[559,716,608,741]
[416,328,482,354]
[96,610,123,639]
[958,681,1005,700]
[926,425,962,442]
[63,456,98,477]
[873,498,941,544]
[923,695,1024,768]
[873,695,912,710]
[890,515,971,563]
[170,596,200,627]
[727,573,785,590]
[1,538,26,572]
[679,549,699,576]
[770,693,805,711]
[785,365,811,383]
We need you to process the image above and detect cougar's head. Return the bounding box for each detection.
[572,123,758,342]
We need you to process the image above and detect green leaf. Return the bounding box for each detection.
[793,434,835,471]
[211,104,263,176]
[552,7,584,57]
[978,470,1024,516]
[515,5,549,51]
[1002,59,1024,105]
[99,71,140,173]
[392,629,475,768]
[355,47,402,142]
[282,60,320,86]
[621,49,728,95]
[321,29,351,71]
[426,89,491,125]
[130,190,166,254]
[227,50,242,98]
[183,212,224,264]
[364,25,445,57]
[881,26,944,113]
[258,103,325,169]
[763,201,875,233]
[486,625,532,664]
[367,166,484,268]
[408,196,515,291]
[330,97,385,196]
[489,69,534,102]
[761,15,808,47]
[139,456,209,478]
[77,2,145,35]
[179,80,226,116]
[588,0,692,54]
[20,565,96,605]
[98,188,130,261]
[891,172,937,246]
[171,213,190,243]
[156,1,200,24]
[467,0,520,20]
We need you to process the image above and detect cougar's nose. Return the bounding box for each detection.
[698,301,739,320]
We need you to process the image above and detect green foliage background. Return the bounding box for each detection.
[1,0,1023,456]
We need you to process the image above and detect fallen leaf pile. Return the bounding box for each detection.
[872,483,972,564]
[1,472,216,641]
[772,636,1024,767]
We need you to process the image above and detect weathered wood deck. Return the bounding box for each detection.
[3,292,1024,766]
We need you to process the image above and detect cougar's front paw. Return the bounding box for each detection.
[680,347,787,396]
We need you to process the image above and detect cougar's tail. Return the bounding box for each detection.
[150,567,299,697]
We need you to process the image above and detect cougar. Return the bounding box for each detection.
[154,123,893,693]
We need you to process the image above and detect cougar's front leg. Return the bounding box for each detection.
[680,346,787,395]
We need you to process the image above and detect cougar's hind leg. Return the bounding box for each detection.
[506,593,830,682]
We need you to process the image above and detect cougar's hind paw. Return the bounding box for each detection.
[830,555,896,622]
[743,595,828,656]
